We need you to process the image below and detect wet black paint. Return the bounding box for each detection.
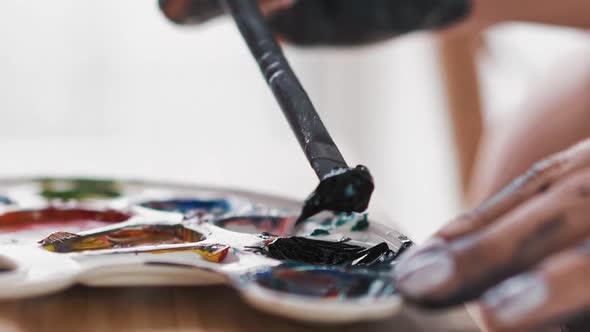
[351,214,370,232]
[255,237,395,267]
[296,166,374,224]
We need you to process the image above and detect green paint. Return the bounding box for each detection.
[351,214,370,232]
[310,229,331,237]
[40,178,121,200]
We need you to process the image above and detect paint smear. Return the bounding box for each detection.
[0,196,13,205]
[256,237,395,267]
[335,213,356,227]
[149,243,230,263]
[310,229,330,237]
[40,178,121,200]
[351,214,370,232]
[244,264,396,299]
[0,208,131,234]
[40,224,205,253]
[213,216,295,237]
[140,199,230,216]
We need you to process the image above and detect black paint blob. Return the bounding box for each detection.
[255,237,396,267]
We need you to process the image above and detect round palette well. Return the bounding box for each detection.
[139,199,232,216]
[0,208,131,234]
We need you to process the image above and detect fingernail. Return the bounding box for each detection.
[399,237,446,260]
[482,273,549,325]
[394,248,454,297]
[441,213,475,235]
[420,237,447,251]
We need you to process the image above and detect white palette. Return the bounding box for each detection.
[0,178,412,323]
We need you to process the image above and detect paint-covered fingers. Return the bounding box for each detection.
[159,0,473,45]
[395,168,590,307]
[159,0,220,24]
[480,243,590,332]
[257,0,295,16]
[437,139,590,240]
[159,0,294,25]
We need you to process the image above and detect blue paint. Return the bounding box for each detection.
[140,199,231,215]
[242,263,396,299]
[0,196,13,205]
[310,229,330,237]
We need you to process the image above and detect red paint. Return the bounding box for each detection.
[216,216,296,237]
[217,246,230,262]
[0,208,131,234]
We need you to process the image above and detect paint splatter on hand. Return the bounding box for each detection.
[394,139,590,332]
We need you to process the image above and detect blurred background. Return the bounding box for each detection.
[0,1,589,242]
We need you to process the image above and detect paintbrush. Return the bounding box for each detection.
[222,0,374,224]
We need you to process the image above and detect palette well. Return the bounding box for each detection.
[0,178,413,323]
[0,208,131,234]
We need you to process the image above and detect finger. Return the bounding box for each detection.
[436,140,590,240]
[159,0,220,24]
[395,168,590,307]
[258,0,295,16]
[480,241,590,332]
[160,0,294,25]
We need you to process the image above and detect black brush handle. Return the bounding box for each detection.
[223,0,347,179]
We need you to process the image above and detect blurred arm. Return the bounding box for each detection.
[469,55,590,205]
[452,0,590,34]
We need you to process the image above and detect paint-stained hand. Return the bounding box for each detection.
[159,0,472,45]
[159,0,294,24]
[394,138,590,332]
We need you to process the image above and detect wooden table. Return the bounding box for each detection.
[0,285,480,332]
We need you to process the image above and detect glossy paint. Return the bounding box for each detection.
[41,224,205,253]
[0,208,131,234]
[258,237,396,267]
[213,215,295,237]
[140,199,231,216]
[243,264,396,299]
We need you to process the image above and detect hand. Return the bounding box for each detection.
[159,0,472,45]
[444,0,590,37]
[159,0,294,24]
[394,138,590,331]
